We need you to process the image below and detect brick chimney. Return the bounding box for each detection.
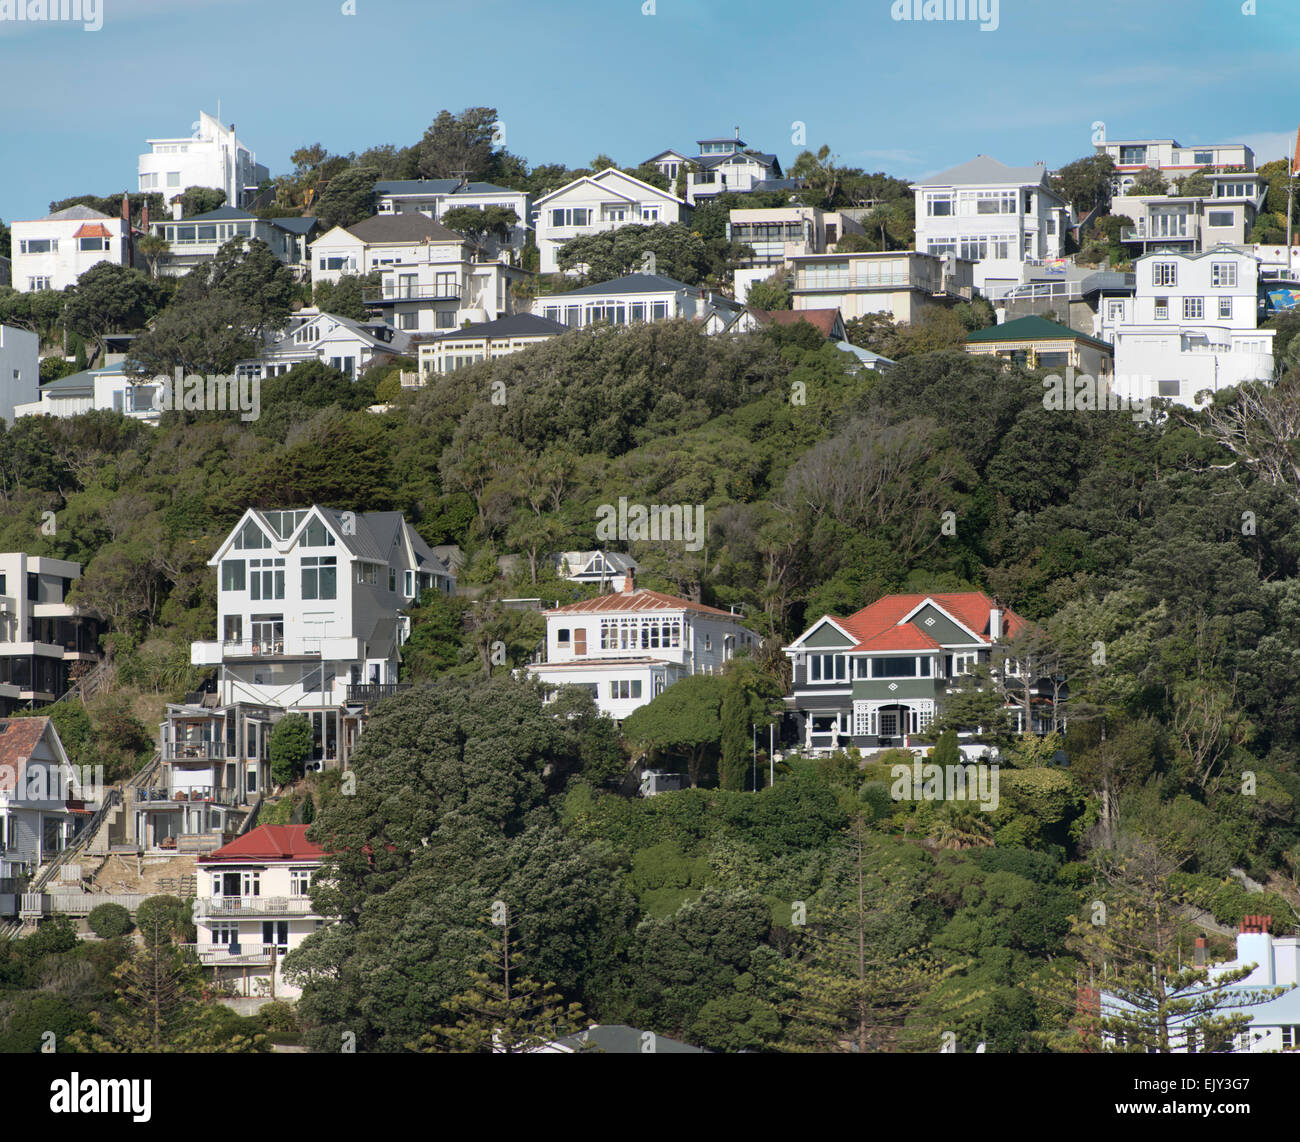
[621,569,636,594]
[121,193,130,224]
[1194,936,1208,966]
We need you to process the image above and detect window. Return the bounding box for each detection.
[1152,262,1178,288]
[952,654,977,675]
[435,310,456,329]
[609,680,642,700]
[302,518,335,547]
[235,519,271,550]
[166,171,181,187]
[1184,296,1204,320]
[1210,262,1238,288]
[1219,296,1232,319]
[389,568,396,593]
[557,628,571,646]
[651,301,668,320]
[926,239,958,257]
[224,615,243,643]
[809,654,847,682]
[262,920,289,952]
[925,192,954,216]
[642,206,660,222]
[221,560,246,591]
[291,869,312,896]
[1157,379,1181,397]
[1192,150,1214,165]
[1119,145,1148,165]
[549,207,592,228]
[20,239,53,254]
[875,657,918,678]
[1154,297,1169,320]
[355,563,378,585]
[1206,210,1235,228]
[78,236,105,251]
[301,556,337,600]
[27,277,51,291]
[249,558,285,601]
[404,570,415,598]
[1107,300,1126,321]
[573,628,587,654]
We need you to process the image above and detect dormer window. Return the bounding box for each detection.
[303,518,335,547]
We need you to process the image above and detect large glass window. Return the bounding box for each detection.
[875,657,918,677]
[301,556,337,600]
[221,560,246,591]
[249,558,285,600]
[302,518,335,547]
[235,519,271,549]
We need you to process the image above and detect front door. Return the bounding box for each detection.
[879,711,898,738]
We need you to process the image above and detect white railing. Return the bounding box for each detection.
[205,895,316,916]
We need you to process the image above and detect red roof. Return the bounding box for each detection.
[0,719,52,792]
[74,222,112,239]
[199,824,326,864]
[545,588,740,619]
[750,308,843,338]
[812,592,1029,653]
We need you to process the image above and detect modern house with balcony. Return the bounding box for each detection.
[0,553,102,713]
[193,824,329,999]
[526,578,761,720]
[912,156,1070,299]
[681,132,784,207]
[534,168,689,275]
[788,250,974,323]
[235,308,411,382]
[0,718,95,913]
[365,249,529,337]
[374,179,531,250]
[783,591,1057,755]
[1094,137,1256,196]
[150,206,318,279]
[533,273,741,331]
[138,110,268,209]
[416,313,568,376]
[729,205,865,302]
[10,205,129,292]
[1111,174,1267,257]
[1106,246,1276,408]
[148,506,454,848]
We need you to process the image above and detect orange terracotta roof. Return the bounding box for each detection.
[750,308,842,337]
[199,824,326,863]
[74,223,112,239]
[0,719,52,791]
[545,588,739,619]
[813,592,1029,652]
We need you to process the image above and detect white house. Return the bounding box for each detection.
[309,213,467,286]
[1094,136,1256,196]
[0,718,95,910]
[10,205,128,292]
[417,313,567,377]
[145,506,453,846]
[15,334,162,424]
[729,205,865,302]
[533,273,741,330]
[138,110,268,209]
[682,132,784,206]
[365,250,529,337]
[193,824,328,999]
[151,206,318,279]
[1107,246,1275,408]
[0,324,39,422]
[526,580,761,720]
[0,552,102,715]
[788,250,974,323]
[236,308,411,382]
[375,179,531,249]
[912,156,1069,299]
[534,169,689,275]
[555,551,638,593]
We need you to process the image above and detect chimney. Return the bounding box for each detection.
[1194,936,1208,966]
[121,193,130,224]
[141,200,149,230]
[734,125,740,140]
[171,196,183,221]
[622,569,636,595]
[989,596,1003,641]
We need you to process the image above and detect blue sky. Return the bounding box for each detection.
[1,0,1297,223]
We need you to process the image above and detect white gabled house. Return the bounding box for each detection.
[534,169,689,275]
[236,308,410,382]
[526,579,761,720]
[310,213,469,285]
[10,205,129,292]
[193,824,328,998]
[684,132,784,206]
[146,506,454,848]
[375,179,532,249]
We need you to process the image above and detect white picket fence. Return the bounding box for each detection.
[20,892,150,918]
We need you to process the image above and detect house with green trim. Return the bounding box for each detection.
[965,315,1114,379]
[783,591,1059,754]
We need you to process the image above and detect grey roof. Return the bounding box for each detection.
[366,619,396,661]
[551,1024,705,1054]
[43,204,113,221]
[344,213,465,244]
[749,178,800,193]
[374,179,517,196]
[36,368,97,396]
[916,155,1053,189]
[313,508,450,579]
[551,272,700,297]
[429,313,568,342]
[181,205,256,222]
[836,341,895,367]
[695,151,779,171]
[269,216,319,235]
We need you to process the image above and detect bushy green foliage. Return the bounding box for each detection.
[87,904,134,939]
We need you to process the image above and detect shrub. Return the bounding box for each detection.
[87,902,133,939]
[257,1000,299,1033]
[270,714,312,786]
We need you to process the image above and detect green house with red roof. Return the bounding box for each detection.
[783,591,1057,753]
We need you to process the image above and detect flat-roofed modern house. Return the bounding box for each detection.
[151,206,318,279]
[374,179,531,249]
[788,250,974,323]
[10,205,128,292]
[193,824,329,998]
[138,110,268,208]
[1094,136,1256,195]
[417,313,567,376]
[533,273,741,330]
[729,204,865,301]
[912,156,1070,299]
[783,591,1058,754]
[145,506,454,848]
[965,315,1114,378]
[0,718,95,909]
[0,553,102,714]
[1111,175,1267,256]
[527,580,761,720]
[534,168,689,274]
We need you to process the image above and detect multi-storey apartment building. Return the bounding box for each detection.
[787,250,974,323]
[192,824,328,998]
[138,110,268,208]
[527,580,761,720]
[783,592,1058,754]
[912,156,1070,299]
[1094,136,1256,195]
[1106,246,1276,407]
[534,168,689,275]
[144,507,454,847]
[0,553,102,713]
[10,205,128,292]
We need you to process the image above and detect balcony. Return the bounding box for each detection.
[346,682,411,705]
[187,942,278,966]
[137,785,241,806]
[164,740,226,760]
[205,895,316,917]
[363,284,463,303]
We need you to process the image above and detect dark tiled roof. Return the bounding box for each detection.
[429,313,568,342]
[344,214,464,244]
